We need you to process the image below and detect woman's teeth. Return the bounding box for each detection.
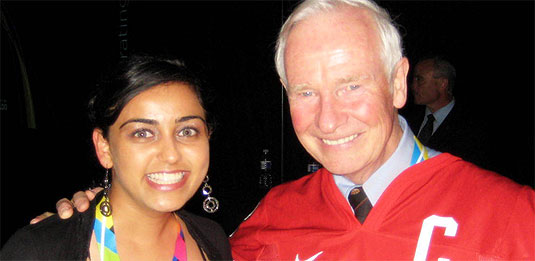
[147,172,185,184]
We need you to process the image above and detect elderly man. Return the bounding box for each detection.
[229,0,534,260]
[42,0,534,260]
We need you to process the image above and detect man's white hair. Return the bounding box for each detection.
[275,0,403,86]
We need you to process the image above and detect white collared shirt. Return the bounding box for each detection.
[334,115,440,207]
[418,99,456,136]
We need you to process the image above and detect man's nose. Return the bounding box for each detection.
[317,95,347,134]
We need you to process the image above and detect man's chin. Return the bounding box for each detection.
[322,164,357,176]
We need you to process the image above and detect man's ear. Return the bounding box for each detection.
[92,129,113,169]
[439,78,449,91]
[392,57,409,109]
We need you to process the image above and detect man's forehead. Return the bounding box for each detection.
[286,9,378,50]
[286,48,355,68]
[285,45,381,85]
[415,60,434,73]
[418,60,434,68]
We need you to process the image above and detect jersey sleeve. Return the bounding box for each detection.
[230,199,281,260]
[497,185,535,259]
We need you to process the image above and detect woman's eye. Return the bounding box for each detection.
[178,127,198,137]
[133,129,153,138]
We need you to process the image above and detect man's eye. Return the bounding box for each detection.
[347,85,360,91]
[300,91,314,97]
[178,128,198,137]
[133,129,153,138]
[414,76,423,84]
[336,84,361,96]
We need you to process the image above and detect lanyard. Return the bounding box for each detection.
[410,135,429,166]
[93,197,187,261]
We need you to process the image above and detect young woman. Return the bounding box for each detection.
[1,55,232,260]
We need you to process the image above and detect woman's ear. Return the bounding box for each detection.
[92,129,113,169]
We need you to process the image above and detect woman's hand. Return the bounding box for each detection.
[29,187,103,224]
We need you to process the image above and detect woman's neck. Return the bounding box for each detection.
[113,202,177,240]
[105,189,181,260]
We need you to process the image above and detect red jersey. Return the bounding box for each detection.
[230,153,535,260]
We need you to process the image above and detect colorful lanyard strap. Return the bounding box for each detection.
[410,135,429,166]
[93,197,187,261]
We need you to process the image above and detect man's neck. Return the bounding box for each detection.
[347,117,404,184]
[427,97,453,113]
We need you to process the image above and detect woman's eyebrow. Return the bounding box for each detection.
[118,116,206,129]
[119,118,158,129]
[176,115,206,125]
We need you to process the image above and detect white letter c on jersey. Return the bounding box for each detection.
[414,215,458,261]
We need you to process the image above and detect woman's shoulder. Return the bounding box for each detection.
[1,204,95,260]
[178,209,232,260]
[1,215,62,257]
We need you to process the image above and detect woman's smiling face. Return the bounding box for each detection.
[94,82,210,214]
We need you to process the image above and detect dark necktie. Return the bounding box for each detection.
[348,187,372,224]
[418,114,435,145]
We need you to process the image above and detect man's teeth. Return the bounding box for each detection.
[322,134,358,145]
[147,172,185,185]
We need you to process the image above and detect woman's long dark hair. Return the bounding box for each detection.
[88,54,208,138]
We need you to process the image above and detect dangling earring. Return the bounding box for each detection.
[202,176,219,213]
[100,168,112,216]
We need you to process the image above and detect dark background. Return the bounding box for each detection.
[1,1,533,247]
